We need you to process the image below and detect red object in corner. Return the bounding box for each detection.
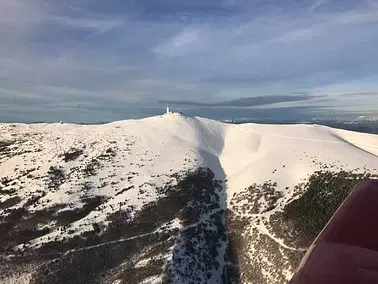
[289,180,378,284]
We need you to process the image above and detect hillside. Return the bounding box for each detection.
[0,114,377,284]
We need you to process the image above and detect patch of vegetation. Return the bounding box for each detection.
[230,181,283,214]
[226,210,258,283]
[226,169,377,283]
[98,147,116,161]
[270,170,376,248]
[0,139,33,160]
[0,176,12,187]
[0,140,15,153]
[115,186,134,196]
[62,148,84,162]
[47,166,65,190]
[23,193,46,207]
[0,204,66,253]
[7,167,232,284]
[55,196,107,227]
[228,211,303,284]
[0,196,21,210]
[228,184,293,284]
[83,158,101,177]
[82,148,116,177]
[159,168,229,283]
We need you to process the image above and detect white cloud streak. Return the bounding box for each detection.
[47,15,124,33]
[309,0,327,12]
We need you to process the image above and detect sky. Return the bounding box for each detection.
[1,0,378,123]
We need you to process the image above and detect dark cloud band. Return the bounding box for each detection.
[159,94,320,107]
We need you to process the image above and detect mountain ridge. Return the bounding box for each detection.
[0,114,377,283]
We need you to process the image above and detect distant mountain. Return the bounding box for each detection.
[0,115,377,284]
[309,119,378,134]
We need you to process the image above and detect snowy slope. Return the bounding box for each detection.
[0,114,377,284]
[221,122,378,197]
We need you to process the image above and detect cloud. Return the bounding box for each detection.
[132,1,240,22]
[0,0,378,122]
[47,15,124,33]
[339,92,378,97]
[151,8,378,93]
[159,94,320,107]
[153,28,203,57]
[309,0,327,12]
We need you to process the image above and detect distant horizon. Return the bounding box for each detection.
[1,104,378,132]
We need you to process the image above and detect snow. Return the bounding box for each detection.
[134,258,150,268]
[139,275,162,284]
[220,122,377,199]
[1,114,378,250]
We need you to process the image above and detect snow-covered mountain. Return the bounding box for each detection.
[0,114,377,284]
